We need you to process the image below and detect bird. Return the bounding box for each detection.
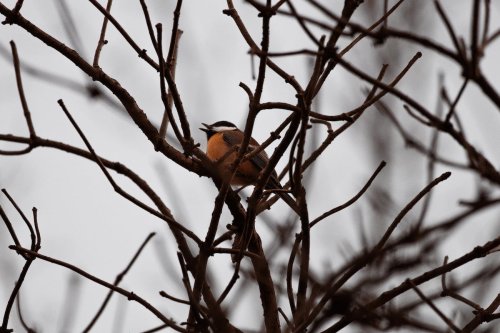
[200,121,299,213]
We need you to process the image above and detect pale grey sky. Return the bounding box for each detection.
[1,1,500,332]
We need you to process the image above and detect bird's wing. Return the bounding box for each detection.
[222,131,280,188]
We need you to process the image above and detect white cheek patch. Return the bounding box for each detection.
[213,126,238,132]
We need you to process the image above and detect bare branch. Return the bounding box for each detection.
[92,0,113,67]
[9,245,186,332]
[9,41,35,138]
[57,99,202,245]
[82,232,156,332]
[323,236,500,332]
[408,279,460,332]
[310,160,386,227]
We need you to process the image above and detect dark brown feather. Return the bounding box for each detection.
[221,131,281,188]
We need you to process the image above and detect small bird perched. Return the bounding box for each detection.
[200,121,299,213]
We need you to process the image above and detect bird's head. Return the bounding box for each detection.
[200,121,238,139]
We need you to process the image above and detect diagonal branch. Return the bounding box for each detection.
[9,245,186,332]
[298,171,451,332]
[324,235,500,332]
[57,99,202,244]
[82,232,156,332]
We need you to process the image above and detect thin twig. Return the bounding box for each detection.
[299,64,387,174]
[82,232,156,332]
[147,3,191,148]
[383,0,388,30]
[140,324,168,333]
[339,0,405,58]
[243,113,293,167]
[159,28,181,137]
[0,202,22,251]
[470,0,481,73]
[444,78,469,123]
[93,0,113,67]
[461,293,500,333]
[403,104,432,126]
[57,100,201,245]
[408,279,460,332]
[479,0,490,54]
[373,172,451,254]
[286,0,319,45]
[165,0,183,68]
[441,80,466,134]
[87,0,159,70]
[441,256,483,311]
[294,90,313,321]
[434,0,465,61]
[211,247,260,260]
[0,145,32,156]
[224,0,303,93]
[414,75,445,230]
[278,307,293,330]
[0,193,38,332]
[32,208,40,251]
[313,0,405,97]
[287,235,300,315]
[9,245,185,332]
[1,254,35,332]
[276,8,334,31]
[310,161,386,227]
[178,252,210,331]
[15,293,34,333]
[156,24,183,143]
[250,48,318,57]
[2,189,36,249]
[55,0,85,58]
[216,259,241,304]
[159,0,184,138]
[401,261,500,313]
[159,17,183,139]
[9,41,35,137]
[57,274,81,333]
[375,99,469,170]
[159,291,190,306]
[138,0,158,54]
[341,52,423,117]
[0,43,125,112]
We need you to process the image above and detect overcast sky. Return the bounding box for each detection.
[1,1,500,332]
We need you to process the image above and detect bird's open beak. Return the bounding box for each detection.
[200,123,210,133]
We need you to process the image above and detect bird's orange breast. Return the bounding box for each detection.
[206,132,260,185]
